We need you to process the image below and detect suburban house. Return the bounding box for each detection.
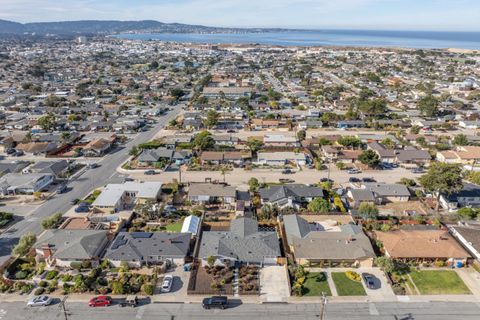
[375,227,470,264]
[188,183,237,208]
[263,134,300,148]
[34,229,109,268]
[137,147,191,167]
[200,151,252,166]
[439,183,480,210]
[92,181,162,213]
[0,173,54,195]
[27,160,70,180]
[283,215,375,267]
[437,146,480,165]
[346,189,377,209]
[16,142,58,155]
[395,149,431,166]
[104,232,191,267]
[82,137,114,157]
[448,222,480,261]
[367,142,396,163]
[198,217,281,266]
[259,184,324,209]
[202,86,253,99]
[360,183,410,203]
[256,152,307,166]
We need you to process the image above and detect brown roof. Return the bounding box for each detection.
[84,138,112,151]
[456,146,480,160]
[376,229,470,259]
[200,151,224,161]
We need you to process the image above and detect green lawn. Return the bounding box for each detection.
[163,222,183,232]
[409,270,470,295]
[302,272,332,296]
[331,272,366,296]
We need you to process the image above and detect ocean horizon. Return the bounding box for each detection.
[113,29,480,50]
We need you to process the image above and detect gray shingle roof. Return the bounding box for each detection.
[198,218,280,264]
[104,232,190,262]
[35,229,108,260]
[362,183,410,197]
[259,184,324,203]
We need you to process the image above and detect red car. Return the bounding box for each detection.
[89,296,112,307]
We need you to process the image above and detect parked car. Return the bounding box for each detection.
[279,178,295,183]
[161,275,174,293]
[57,184,68,194]
[5,148,16,155]
[87,163,99,169]
[27,295,53,307]
[124,177,134,182]
[89,296,112,307]
[349,177,360,183]
[14,150,24,157]
[361,177,376,183]
[412,168,424,174]
[144,170,156,175]
[282,169,294,174]
[202,296,228,310]
[347,169,361,174]
[75,205,90,213]
[362,273,376,289]
[120,295,138,308]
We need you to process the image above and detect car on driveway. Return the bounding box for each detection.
[75,204,90,213]
[282,169,294,174]
[89,296,112,307]
[202,296,228,310]
[161,275,174,293]
[362,273,376,289]
[27,295,53,307]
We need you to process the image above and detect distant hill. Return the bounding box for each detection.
[0,19,262,35]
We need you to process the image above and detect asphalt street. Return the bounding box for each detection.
[0,105,182,267]
[1,301,480,320]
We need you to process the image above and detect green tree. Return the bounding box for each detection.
[170,88,185,100]
[248,178,260,192]
[457,207,479,220]
[193,131,215,151]
[37,114,56,131]
[358,149,380,167]
[381,138,395,149]
[419,162,463,211]
[358,203,379,220]
[418,95,439,117]
[111,280,124,294]
[245,138,264,154]
[337,136,361,148]
[296,129,306,141]
[204,110,219,129]
[13,233,37,257]
[375,256,395,273]
[453,134,469,146]
[307,198,330,213]
[358,98,387,117]
[41,213,63,229]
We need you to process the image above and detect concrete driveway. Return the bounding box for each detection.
[356,268,396,300]
[156,264,190,300]
[260,266,290,302]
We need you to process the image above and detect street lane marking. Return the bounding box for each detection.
[0,309,6,319]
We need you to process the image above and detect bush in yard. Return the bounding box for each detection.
[14,271,28,280]
[41,212,63,229]
[392,284,406,295]
[45,270,58,280]
[345,271,361,282]
[375,256,395,273]
[13,233,36,257]
[70,261,83,271]
[34,287,45,295]
[38,280,48,287]
[62,274,73,282]
[142,283,154,295]
[111,280,124,294]
[434,260,446,267]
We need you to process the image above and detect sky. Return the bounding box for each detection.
[1,0,479,31]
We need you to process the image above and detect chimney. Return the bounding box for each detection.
[42,244,52,259]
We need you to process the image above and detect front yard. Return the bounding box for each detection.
[331,272,366,296]
[302,272,332,296]
[409,270,471,295]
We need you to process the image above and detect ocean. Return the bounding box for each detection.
[113,29,480,50]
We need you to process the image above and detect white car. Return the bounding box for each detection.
[161,275,174,293]
[27,295,53,307]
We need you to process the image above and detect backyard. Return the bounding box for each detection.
[331,272,366,296]
[162,222,183,232]
[302,272,332,296]
[409,270,471,295]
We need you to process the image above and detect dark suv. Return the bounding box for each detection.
[202,296,228,310]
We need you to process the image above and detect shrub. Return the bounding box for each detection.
[434,260,446,267]
[45,270,58,280]
[111,280,124,294]
[142,283,154,295]
[34,287,45,295]
[15,271,28,280]
[345,271,361,282]
[392,284,406,295]
[13,233,36,257]
[333,196,346,213]
[38,280,48,287]
[70,262,83,270]
[41,213,63,229]
[62,274,73,282]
